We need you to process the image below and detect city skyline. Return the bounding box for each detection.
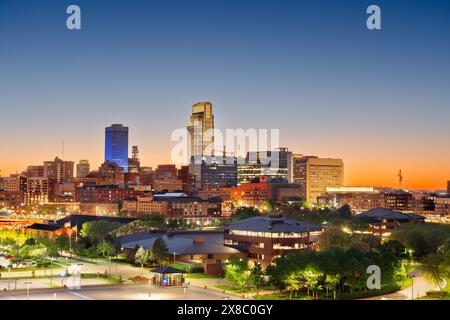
[1,0,450,189]
[0,113,448,192]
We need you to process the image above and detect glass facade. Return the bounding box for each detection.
[105,124,129,172]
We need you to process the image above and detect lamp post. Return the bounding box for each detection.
[25,282,31,299]
[50,257,54,286]
[173,251,176,267]
[410,275,415,300]
[108,256,112,276]
[148,279,152,298]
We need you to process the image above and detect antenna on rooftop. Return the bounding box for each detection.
[62,141,65,160]
[398,169,403,188]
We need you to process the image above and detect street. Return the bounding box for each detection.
[0,284,244,300]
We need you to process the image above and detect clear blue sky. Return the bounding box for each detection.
[1,0,449,189]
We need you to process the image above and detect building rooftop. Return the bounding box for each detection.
[26,223,63,232]
[151,266,185,274]
[359,207,424,221]
[119,231,241,256]
[226,215,322,233]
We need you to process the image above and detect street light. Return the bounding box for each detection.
[108,256,112,276]
[50,257,54,286]
[148,279,152,298]
[409,275,415,300]
[173,251,176,267]
[25,282,31,300]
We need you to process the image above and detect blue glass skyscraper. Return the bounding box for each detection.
[105,124,129,172]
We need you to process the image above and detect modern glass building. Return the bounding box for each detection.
[105,124,129,172]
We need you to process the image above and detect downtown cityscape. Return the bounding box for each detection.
[0,0,450,308]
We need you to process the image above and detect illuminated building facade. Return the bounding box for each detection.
[292,156,344,204]
[240,148,292,185]
[187,102,214,159]
[105,124,129,172]
[25,177,49,205]
[384,190,413,212]
[224,215,322,267]
[76,160,90,178]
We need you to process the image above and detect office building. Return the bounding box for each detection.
[105,124,129,172]
[26,165,45,178]
[238,148,292,185]
[292,156,344,204]
[187,102,214,159]
[201,157,237,189]
[76,160,90,178]
[25,177,49,205]
[97,161,125,186]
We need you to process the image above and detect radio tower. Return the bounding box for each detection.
[397,169,403,188]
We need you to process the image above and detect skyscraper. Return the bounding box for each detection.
[43,156,74,202]
[238,148,292,185]
[76,160,90,178]
[105,124,129,172]
[447,180,450,194]
[292,156,344,204]
[187,102,214,160]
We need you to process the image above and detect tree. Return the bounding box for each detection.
[166,218,187,230]
[284,272,301,299]
[80,221,121,243]
[96,240,116,258]
[260,199,273,213]
[55,236,70,255]
[337,204,352,219]
[233,207,260,221]
[301,268,323,299]
[250,263,264,295]
[223,257,250,291]
[421,253,447,291]
[135,246,150,268]
[151,236,168,264]
[318,226,350,250]
[391,223,450,257]
[381,240,407,260]
[140,215,166,229]
[324,274,340,299]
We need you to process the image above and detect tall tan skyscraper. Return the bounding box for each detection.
[292,156,344,204]
[187,102,215,160]
[76,160,90,178]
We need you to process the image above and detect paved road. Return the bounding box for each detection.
[0,284,244,300]
[364,269,444,300]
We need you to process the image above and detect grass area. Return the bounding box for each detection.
[0,274,61,280]
[185,273,221,279]
[417,278,450,300]
[444,278,450,292]
[253,292,312,300]
[215,284,255,294]
[81,273,123,284]
[43,282,60,288]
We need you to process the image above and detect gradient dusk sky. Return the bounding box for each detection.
[1,0,449,190]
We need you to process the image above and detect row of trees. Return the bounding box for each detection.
[223,257,264,294]
[134,236,169,267]
[265,241,406,299]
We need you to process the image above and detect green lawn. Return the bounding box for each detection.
[185,273,221,279]
[215,284,255,294]
[43,282,60,288]
[253,292,312,300]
